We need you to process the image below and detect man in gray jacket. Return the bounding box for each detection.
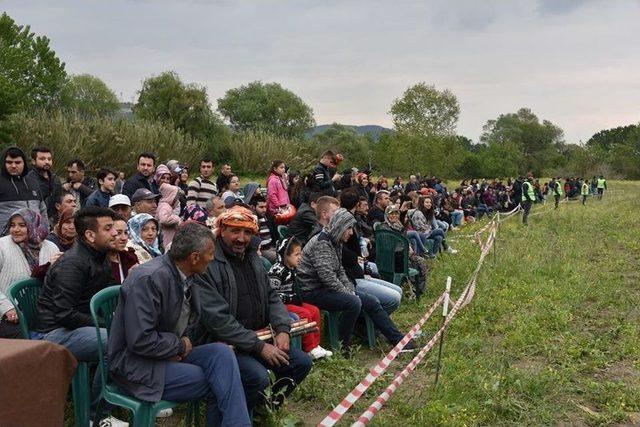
[195,205,312,412]
[109,222,251,426]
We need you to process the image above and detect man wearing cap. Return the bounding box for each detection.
[194,205,312,413]
[109,194,132,221]
[131,188,161,217]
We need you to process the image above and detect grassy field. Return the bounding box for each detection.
[270,181,640,426]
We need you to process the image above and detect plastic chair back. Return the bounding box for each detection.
[90,286,121,389]
[374,229,410,282]
[277,225,289,239]
[261,256,272,272]
[7,278,42,339]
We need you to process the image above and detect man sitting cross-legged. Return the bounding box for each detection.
[108,222,251,427]
[195,205,312,414]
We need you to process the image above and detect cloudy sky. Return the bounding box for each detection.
[3,0,639,143]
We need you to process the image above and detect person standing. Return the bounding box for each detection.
[215,163,233,196]
[108,222,251,427]
[310,151,341,197]
[63,158,97,209]
[187,158,218,208]
[553,177,564,209]
[122,152,157,199]
[0,146,48,229]
[85,168,117,208]
[581,179,590,205]
[28,146,62,222]
[596,175,607,200]
[521,176,535,225]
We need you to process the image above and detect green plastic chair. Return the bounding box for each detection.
[374,229,419,286]
[321,310,376,350]
[8,278,91,427]
[90,286,200,427]
[277,225,289,240]
[260,256,272,272]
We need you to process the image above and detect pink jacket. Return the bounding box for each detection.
[156,183,181,248]
[266,173,290,215]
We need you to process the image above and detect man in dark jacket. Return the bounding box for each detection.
[0,146,48,229]
[122,152,157,199]
[63,158,97,208]
[368,190,390,224]
[309,150,340,196]
[32,207,118,418]
[28,145,62,222]
[108,222,251,426]
[195,205,312,412]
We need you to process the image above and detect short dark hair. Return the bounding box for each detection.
[31,146,52,160]
[339,189,359,211]
[97,168,116,182]
[138,152,156,165]
[200,158,213,165]
[170,222,215,261]
[75,207,116,239]
[57,190,76,204]
[5,147,25,159]
[249,194,266,207]
[67,158,86,170]
[321,150,336,160]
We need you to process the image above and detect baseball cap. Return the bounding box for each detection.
[108,194,131,208]
[131,188,161,203]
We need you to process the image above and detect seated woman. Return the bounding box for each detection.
[268,237,332,360]
[377,205,429,298]
[297,208,414,354]
[220,174,242,204]
[109,216,139,284]
[408,196,457,255]
[46,207,77,252]
[0,209,60,338]
[156,183,182,249]
[127,213,162,264]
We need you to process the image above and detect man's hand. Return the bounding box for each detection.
[332,173,342,182]
[72,182,82,190]
[259,342,290,367]
[274,332,290,352]
[62,182,71,191]
[4,309,18,323]
[49,253,62,264]
[180,336,193,359]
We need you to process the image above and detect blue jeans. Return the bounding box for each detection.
[33,326,107,415]
[235,348,312,412]
[451,211,464,226]
[163,343,251,427]
[355,278,402,314]
[406,230,427,255]
[418,229,445,254]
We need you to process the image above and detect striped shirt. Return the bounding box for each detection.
[258,216,272,249]
[187,177,217,208]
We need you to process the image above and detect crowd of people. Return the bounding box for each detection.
[0,144,608,426]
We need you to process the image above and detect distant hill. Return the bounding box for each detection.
[306,124,393,140]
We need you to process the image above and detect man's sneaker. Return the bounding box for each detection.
[157,408,173,418]
[310,345,333,359]
[94,416,129,427]
[446,247,458,254]
[399,339,417,353]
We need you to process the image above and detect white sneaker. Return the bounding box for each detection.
[96,416,129,427]
[309,346,333,359]
[446,247,458,254]
[157,408,173,418]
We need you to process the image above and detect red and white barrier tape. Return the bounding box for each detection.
[317,292,447,427]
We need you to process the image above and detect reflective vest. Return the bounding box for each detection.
[581,183,589,195]
[597,178,606,189]
[521,181,535,202]
[555,181,564,197]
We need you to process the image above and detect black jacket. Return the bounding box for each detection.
[108,255,197,402]
[33,239,116,332]
[310,163,335,196]
[27,169,62,220]
[194,239,291,354]
[287,203,318,245]
[65,176,98,208]
[122,172,157,199]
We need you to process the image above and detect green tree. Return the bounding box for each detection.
[389,82,460,137]
[312,124,372,169]
[135,71,227,141]
[480,108,564,175]
[217,81,315,139]
[0,12,67,109]
[60,74,120,117]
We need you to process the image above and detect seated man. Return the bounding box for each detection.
[32,207,119,420]
[108,222,251,426]
[297,208,413,354]
[195,205,312,413]
[286,192,320,245]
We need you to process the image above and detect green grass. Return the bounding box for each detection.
[277,181,640,426]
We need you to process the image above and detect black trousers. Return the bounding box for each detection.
[522,200,532,224]
[0,316,22,339]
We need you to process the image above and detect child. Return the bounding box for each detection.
[249,194,277,263]
[268,237,332,359]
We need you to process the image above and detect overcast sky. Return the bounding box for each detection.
[3,0,639,143]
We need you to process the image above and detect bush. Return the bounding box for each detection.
[7,110,208,175]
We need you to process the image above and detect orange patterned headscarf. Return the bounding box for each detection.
[214,205,259,236]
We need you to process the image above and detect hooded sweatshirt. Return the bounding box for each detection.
[297,208,357,295]
[267,238,302,305]
[0,147,48,229]
[156,183,181,249]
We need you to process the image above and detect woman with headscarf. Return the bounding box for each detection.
[46,207,77,252]
[0,209,61,338]
[126,213,162,264]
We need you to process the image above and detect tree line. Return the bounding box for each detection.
[1,12,638,178]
